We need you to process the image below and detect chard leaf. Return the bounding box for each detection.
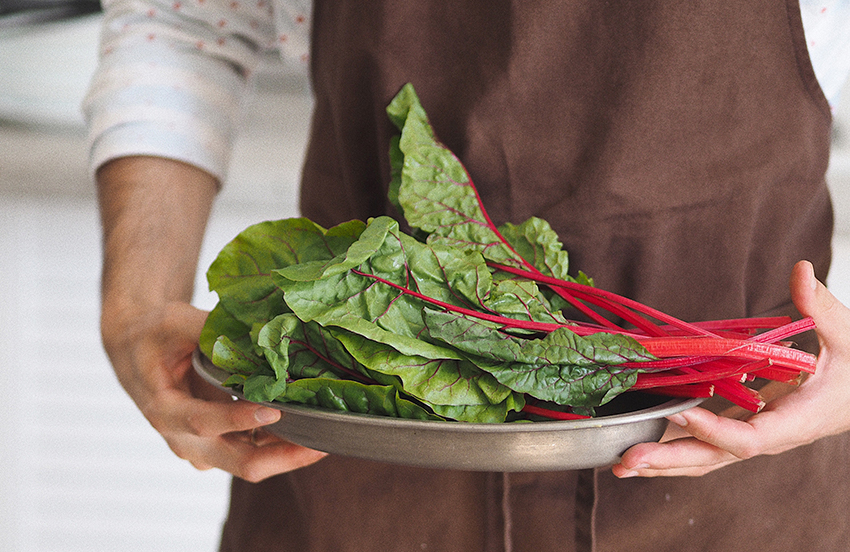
[497,218,572,281]
[470,357,638,407]
[257,314,359,383]
[388,84,596,288]
[274,217,485,360]
[387,134,403,215]
[423,308,654,366]
[199,302,250,359]
[211,335,267,375]
[242,370,289,403]
[206,218,365,327]
[275,216,571,362]
[422,308,645,406]
[200,303,268,376]
[387,84,524,268]
[331,329,514,407]
[483,278,568,325]
[280,378,439,420]
[220,364,288,404]
[428,393,526,424]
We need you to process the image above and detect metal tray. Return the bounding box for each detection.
[192,350,701,472]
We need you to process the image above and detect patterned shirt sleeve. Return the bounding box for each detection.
[82,0,280,181]
[273,0,311,70]
[800,0,850,109]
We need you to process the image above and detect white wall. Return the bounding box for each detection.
[0,17,314,549]
[826,78,850,303]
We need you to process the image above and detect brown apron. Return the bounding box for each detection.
[220,1,847,550]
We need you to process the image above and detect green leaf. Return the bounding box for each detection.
[387,84,527,269]
[497,218,572,280]
[280,378,439,420]
[483,278,568,325]
[242,369,289,403]
[332,329,514,407]
[387,85,595,289]
[211,334,267,375]
[423,308,654,367]
[428,394,526,424]
[206,218,365,327]
[274,217,487,360]
[473,357,638,407]
[199,302,249,359]
[422,308,647,406]
[387,134,404,215]
[258,314,360,383]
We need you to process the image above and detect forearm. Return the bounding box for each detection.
[96,156,218,335]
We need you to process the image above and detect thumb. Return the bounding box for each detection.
[790,260,850,348]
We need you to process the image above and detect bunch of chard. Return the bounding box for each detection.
[199,84,816,423]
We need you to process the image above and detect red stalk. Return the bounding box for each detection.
[632,359,768,390]
[638,337,816,373]
[748,366,805,385]
[747,317,816,344]
[350,268,573,332]
[669,316,794,334]
[490,263,720,337]
[708,378,766,412]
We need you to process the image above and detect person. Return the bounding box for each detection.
[84,0,850,550]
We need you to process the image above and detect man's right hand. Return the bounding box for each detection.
[97,157,326,482]
[102,300,327,482]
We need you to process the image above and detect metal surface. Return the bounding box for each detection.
[193,350,702,472]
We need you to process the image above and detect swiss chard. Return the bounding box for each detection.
[199,83,817,422]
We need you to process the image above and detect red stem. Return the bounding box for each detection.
[632,359,768,390]
[350,268,573,332]
[423,156,812,407]
[638,336,816,373]
[490,262,719,337]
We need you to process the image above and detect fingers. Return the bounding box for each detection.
[614,405,808,478]
[150,391,328,481]
[104,299,328,481]
[141,350,328,481]
[182,432,328,482]
[612,260,850,479]
[221,437,329,482]
[615,408,744,477]
[790,260,831,322]
[147,390,281,438]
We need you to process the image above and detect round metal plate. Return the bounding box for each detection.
[193,350,702,472]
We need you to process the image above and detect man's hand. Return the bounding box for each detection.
[97,156,326,482]
[103,300,326,482]
[612,260,850,477]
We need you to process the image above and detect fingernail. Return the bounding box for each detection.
[667,413,687,427]
[254,408,279,424]
[617,462,649,478]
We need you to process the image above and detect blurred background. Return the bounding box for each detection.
[0,7,848,552]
